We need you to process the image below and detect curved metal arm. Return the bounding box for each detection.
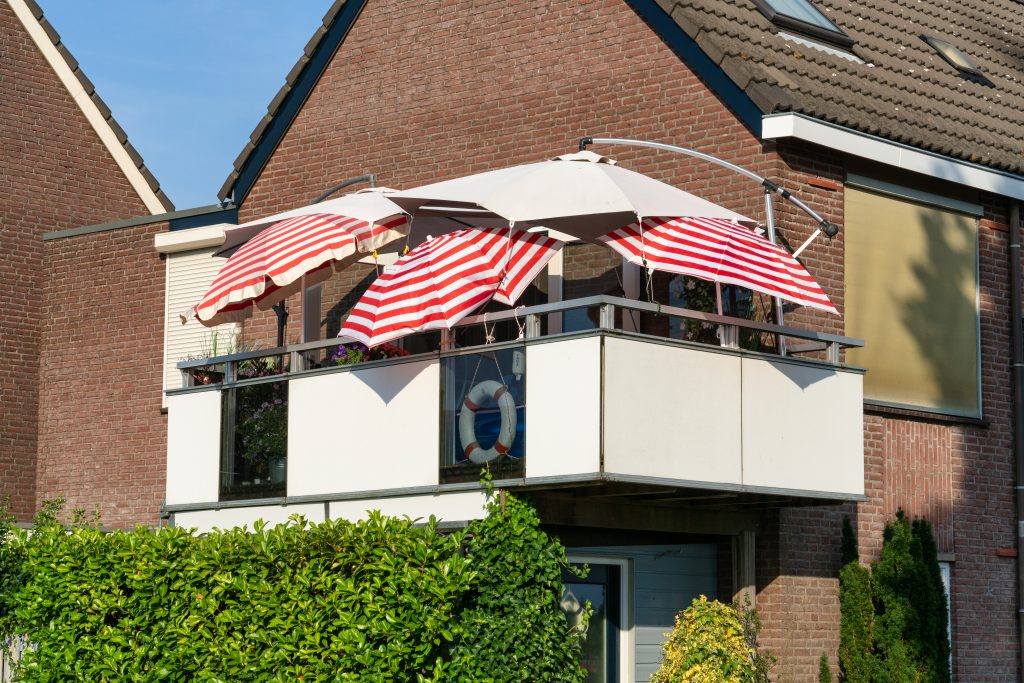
[578,137,839,245]
[311,174,377,203]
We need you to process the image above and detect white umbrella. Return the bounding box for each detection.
[217,187,410,256]
[390,150,755,242]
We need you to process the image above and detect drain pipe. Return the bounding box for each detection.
[1011,201,1024,678]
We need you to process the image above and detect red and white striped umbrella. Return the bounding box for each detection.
[599,216,837,314]
[194,212,410,326]
[341,228,563,347]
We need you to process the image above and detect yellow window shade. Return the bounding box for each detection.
[844,186,979,417]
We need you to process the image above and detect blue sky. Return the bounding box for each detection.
[42,1,335,210]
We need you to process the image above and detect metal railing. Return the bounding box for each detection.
[176,295,862,387]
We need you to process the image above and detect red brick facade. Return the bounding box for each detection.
[227,2,1020,679]
[36,221,169,528]
[0,2,151,520]
[6,0,1020,679]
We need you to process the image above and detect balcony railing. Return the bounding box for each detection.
[167,296,864,523]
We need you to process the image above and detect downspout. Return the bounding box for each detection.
[1010,200,1024,679]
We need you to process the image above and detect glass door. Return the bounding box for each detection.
[562,563,621,683]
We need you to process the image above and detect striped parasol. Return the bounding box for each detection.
[194,212,410,326]
[599,215,837,314]
[341,228,563,347]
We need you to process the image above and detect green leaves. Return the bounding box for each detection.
[3,495,586,681]
[650,596,757,683]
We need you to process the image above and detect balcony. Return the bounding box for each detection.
[165,296,864,530]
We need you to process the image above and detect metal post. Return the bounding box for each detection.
[525,314,542,338]
[764,191,786,356]
[598,303,615,329]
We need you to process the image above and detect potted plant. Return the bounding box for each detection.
[237,398,288,484]
[329,342,410,366]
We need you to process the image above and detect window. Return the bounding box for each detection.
[844,185,980,417]
[921,35,991,84]
[753,0,853,48]
[163,247,237,396]
[440,346,526,484]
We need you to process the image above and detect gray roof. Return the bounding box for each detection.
[659,0,1024,174]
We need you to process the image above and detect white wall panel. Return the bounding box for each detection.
[288,360,440,497]
[329,491,488,523]
[741,358,864,495]
[525,337,602,479]
[166,391,221,505]
[603,338,743,485]
[172,503,325,533]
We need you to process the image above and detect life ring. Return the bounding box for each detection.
[459,380,517,464]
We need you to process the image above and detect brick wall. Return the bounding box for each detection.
[36,222,169,528]
[220,0,1018,678]
[233,0,780,348]
[0,3,150,520]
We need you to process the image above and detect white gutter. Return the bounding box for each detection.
[8,0,167,215]
[762,113,1024,202]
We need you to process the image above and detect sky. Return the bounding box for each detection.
[41,1,336,210]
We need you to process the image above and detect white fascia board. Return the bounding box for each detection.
[154,224,228,254]
[762,113,1024,201]
[8,0,167,215]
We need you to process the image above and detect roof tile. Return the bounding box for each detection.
[676,0,1024,173]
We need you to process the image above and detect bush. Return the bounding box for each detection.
[447,491,588,682]
[839,560,874,683]
[5,492,586,681]
[651,596,756,683]
[819,653,832,683]
[872,512,951,683]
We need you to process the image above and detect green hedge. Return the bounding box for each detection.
[2,492,586,682]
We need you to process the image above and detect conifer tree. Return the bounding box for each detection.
[909,518,951,683]
[839,516,873,683]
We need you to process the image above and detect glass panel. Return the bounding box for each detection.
[220,380,288,500]
[845,186,980,416]
[440,346,526,484]
[641,271,777,352]
[563,583,608,683]
[764,0,841,31]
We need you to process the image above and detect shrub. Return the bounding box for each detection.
[819,653,832,683]
[12,513,472,681]
[5,492,587,681]
[651,596,756,683]
[0,500,24,640]
[839,516,873,683]
[839,560,874,683]
[908,518,950,683]
[872,512,921,682]
[447,491,588,682]
[734,594,775,683]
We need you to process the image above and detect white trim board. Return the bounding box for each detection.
[762,113,1024,202]
[7,0,167,215]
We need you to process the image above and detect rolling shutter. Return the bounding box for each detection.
[163,248,237,394]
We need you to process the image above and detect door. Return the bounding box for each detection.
[563,562,622,682]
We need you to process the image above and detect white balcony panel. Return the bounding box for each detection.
[173,503,325,533]
[603,337,743,485]
[166,390,221,505]
[288,360,440,497]
[525,337,602,479]
[329,491,488,523]
[740,358,864,495]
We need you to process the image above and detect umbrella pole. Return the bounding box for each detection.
[763,190,787,356]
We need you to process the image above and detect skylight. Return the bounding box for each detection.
[920,35,985,78]
[753,0,853,48]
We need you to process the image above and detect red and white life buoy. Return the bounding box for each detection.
[459,380,517,464]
